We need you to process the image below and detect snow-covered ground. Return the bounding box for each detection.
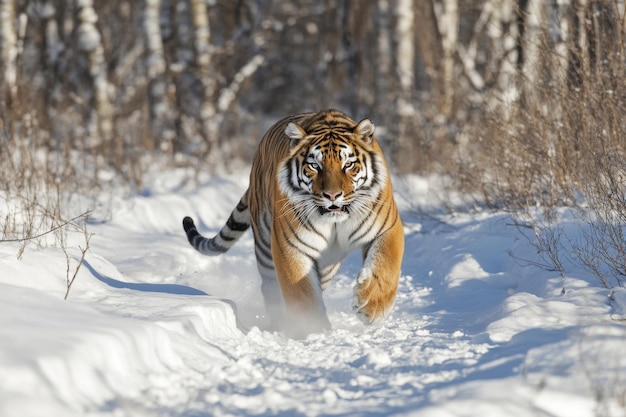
[2,172,626,417]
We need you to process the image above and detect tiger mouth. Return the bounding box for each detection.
[318,204,349,215]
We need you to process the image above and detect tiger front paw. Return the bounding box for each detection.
[352,275,397,325]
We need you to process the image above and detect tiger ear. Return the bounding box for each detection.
[285,122,307,146]
[354,118,375,143]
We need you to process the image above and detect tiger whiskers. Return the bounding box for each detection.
[277,195,318,224]
[349,197,388,217]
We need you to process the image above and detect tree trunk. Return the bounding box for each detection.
[189,0,216,157]
[143,0,175,153]
[168,0,193,153]
[375,0,392,118]
[39,1,64,139]
[520,0,545,105]
[567,0,599,90]
[393,0,426,171]
[549,0,571,119]
[0,0,18,107]
[434,0,458,118]
[490,0,519,116]
[75,0,113,151]
[413,0,441,92]
[395,0,416,117]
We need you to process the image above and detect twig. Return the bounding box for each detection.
[0,210,92,243]
[64,227,93,300]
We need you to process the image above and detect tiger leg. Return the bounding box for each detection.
[271,238,331,337]
[257,263,285,331]
[250,211,286,330]
[353,219,404,324]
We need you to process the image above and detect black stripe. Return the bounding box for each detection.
[375,210,401,241]
[226,213,250,232]
[294,157,301,175]
[304,219,327,241]
[262,212,272,236]
[219,229,237,242]
[197,237,228,253]
[298,170,311,189]
[236,200,248,211]
[349,190,384,242]
[314,259,321,280]
[255,235,272,260]
[360,202,395,244]
[255,247,274,270]
[289,159,300,190]
[284,217,320,256]
[280,223,318,261]
[349,196,387,243]
[349,215,378,244]
[185,227,199,243]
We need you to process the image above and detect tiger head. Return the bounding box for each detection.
[278,114,387,224]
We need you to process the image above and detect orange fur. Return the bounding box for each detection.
[249,110,404,334]
[184,109,404,337]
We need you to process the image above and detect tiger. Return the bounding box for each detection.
[183,109,404,337]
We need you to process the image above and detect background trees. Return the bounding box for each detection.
[1,0,622,177]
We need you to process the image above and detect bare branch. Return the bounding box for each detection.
[0,211,92,244]
[64,227,92,300]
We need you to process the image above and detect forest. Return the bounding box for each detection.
[0,0,625,285]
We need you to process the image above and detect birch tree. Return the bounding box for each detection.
[434,0,458,117]
[75,0,113,149]
[168,0,194,152]
[375,0,392,117]
[520,0,544,105]
[35,0,66,134]
[394,0,416,118]
[0,0,18,106]
[189,0,215,156]
[143,0,175,153]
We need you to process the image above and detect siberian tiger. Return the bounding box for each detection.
[183,109,404,337]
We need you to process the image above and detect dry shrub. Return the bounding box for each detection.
[575,100,626,287]
[456,2,626,288]
[0,83,93,299]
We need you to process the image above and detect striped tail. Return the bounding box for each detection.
[183,192,250,256]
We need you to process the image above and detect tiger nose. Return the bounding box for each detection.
[323,191,342,201]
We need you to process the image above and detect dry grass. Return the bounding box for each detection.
[0,85,94,294]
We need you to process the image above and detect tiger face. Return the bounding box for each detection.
[279,118,385,224]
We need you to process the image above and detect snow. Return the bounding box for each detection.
[2,172,626,416]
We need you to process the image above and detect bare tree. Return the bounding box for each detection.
[75,0,113,150]
[434,0,458,118]
[375,0,392,116]
[36,0,64,132]
[189,0,215,156]
[0,0,18,106]
[143,0,175,153]
[395,0,417,117]
[520,0,545,105]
